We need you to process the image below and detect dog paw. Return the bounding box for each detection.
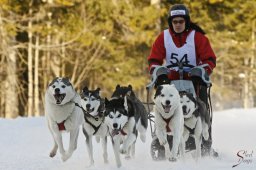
[49,151,57,157]
[61,153,71,162]
[168,157,177,162]
[104,159,109,164]
[159,139,167,146]
[203,131,209,140]
[86,161,94,167]
[125,155,131,160]
[120,147,127,154]
[117,163,122,168]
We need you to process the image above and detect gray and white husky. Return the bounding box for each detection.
[45,77,83,162]
[180,92,210,159]
[104,85,148,167]
[80,87,109,166]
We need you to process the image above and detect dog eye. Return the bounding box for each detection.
[187,100,190,103]
[52,85,55,88]
[160,94,164,97]
[117,114,121,118]
[83,98,87,101]
[170,94,173,97]
[109,114,113,118]
[61,85,66,88]
[91,98,95,101]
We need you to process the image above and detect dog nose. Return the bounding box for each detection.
[86,104,91,109]
[113,123,118,129]
[55,88,60,94]
[182,105,187,113]
[165,100,170,105]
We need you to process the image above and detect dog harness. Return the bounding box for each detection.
[57,102,81,131]
[161,114,174,133]
[184,116,198,135]
[77,102,105,135]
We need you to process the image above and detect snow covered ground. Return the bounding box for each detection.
[0,108,256,170]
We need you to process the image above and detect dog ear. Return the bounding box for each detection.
[48,77,59,87]
[82,86,88,92]
[154,85,163,99]
[62,77,72,86]
[104,97,109,105]
[128,84,133,90]
[116,84,120,89]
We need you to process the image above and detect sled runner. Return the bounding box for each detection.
[146,61,214,160]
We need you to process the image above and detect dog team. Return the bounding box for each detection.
[45,77,210,167]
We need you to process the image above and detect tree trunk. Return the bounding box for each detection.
[28,7,34,116]
[5,52,19,118]
[34,33,40,116]
[0,10,18,118]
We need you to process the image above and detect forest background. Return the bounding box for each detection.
[0,0,255,118]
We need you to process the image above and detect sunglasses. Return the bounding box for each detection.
[172,20,185,25]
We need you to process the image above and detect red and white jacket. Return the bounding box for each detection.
[148,28,216,80]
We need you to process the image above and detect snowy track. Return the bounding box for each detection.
[0,108,256,170]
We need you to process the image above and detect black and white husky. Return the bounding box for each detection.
[45,77,84,162]
[111,84,148,143]
[80,87,109,166]
[104,85,148,167]
[180,92,210,159]
[153,84,185,161]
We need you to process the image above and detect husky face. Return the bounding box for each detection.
[180,93,197,118]
[104,98,128,133]
[47,77,75,105]
[153,84,180,114]
[80,87,101,117]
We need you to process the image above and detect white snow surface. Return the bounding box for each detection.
[1,108,256,170]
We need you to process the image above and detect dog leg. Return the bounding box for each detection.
[194,136,202,161]
[48,123,58,157]
[96,136,100,143]
[202,121,209,141]
[50,123,66,160]
[101,136,108,164]
[156,129,172,160]
[131,142,135,158]
[62,128,79,162]
[179,136,186,160]
[137,120,147,143]
[125,146,131,160]
[120,133,136,154]
[86,135,94,166]
[112,135,122,168]
[171,126,182,162]
[194,120,203,160]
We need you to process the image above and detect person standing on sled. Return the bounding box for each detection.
[147,4,217,157]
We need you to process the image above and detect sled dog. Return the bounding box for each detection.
[153,84,185,161]
[80,87,109,166]
[45,77,83,161]
[104,89,148,168]
[111,84,148,143]
[180,92,210,159]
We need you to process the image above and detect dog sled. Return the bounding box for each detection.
[146,61,214,160]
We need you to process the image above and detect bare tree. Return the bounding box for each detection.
[0,9,18,118]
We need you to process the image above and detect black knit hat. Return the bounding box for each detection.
[168,4,190,32]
